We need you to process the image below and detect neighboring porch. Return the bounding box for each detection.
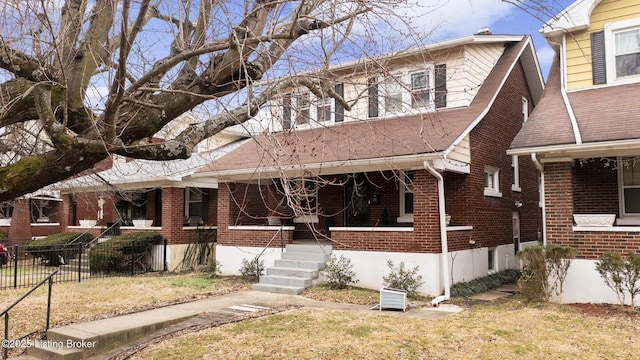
[544,159,640,258]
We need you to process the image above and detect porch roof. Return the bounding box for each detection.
[199,37,539,181]
[56,140,247,192]
[509,57,640,158]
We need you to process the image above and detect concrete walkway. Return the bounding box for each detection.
[12,287,513,360]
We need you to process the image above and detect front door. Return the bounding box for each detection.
[345,174,369,226]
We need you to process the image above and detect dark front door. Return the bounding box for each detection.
[345,174,369,226]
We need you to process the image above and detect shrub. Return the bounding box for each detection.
[26,232,93,266]
[89,232,163,274]
[382,260,424,297]
[0,229,7,240]
[240,257,264,279]
[596,252,640,307]
[323,255,358,289]
[205,258,222,278]
[517,245,576,303]
[450,269,521,297]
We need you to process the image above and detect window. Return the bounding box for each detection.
[411,71,430,108]
[614,27,640,78]
[511,156,521,192]
[295,92,310,125]
[484,166,502,198]
[316,97,332,122]
[522,97,529,123]
[488,248,497,273]
[185,187,208,223]
[602,19,640,84]
[30,198,54,223]
[398,172,414,222]
[383,79,403,114]
[619,157,640,216]
[513,212,520,255]
[0,201,14,219]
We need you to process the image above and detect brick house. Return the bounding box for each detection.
[1,113,248,270]
[198,33,544,297]
[509,0,640,304]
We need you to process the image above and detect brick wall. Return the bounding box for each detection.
[573,159,619,214]
[445,59,541,250]
[220,228,294,247]
[161,187,187,244]
[8,199,32,243]
[545,161,640,259]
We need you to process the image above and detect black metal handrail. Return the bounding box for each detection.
[86,222,121,246]
[0,269,58,359]
[254,225,284,281]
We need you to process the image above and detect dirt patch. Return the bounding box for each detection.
[566,303,640,319]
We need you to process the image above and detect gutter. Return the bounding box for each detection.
[424,160,450,306]
[531,153,547,246]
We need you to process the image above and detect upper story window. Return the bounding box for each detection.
[281,83,344,130]
[369,66,446,118]
[596,19,640,85]
[614,27,640,78]
[522,97,529,123]
[411,71,430,108]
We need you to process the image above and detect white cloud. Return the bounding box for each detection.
[536,44,557,78]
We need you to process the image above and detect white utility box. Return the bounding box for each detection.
[379,287,407,311]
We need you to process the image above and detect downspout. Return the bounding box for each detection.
[531,153,547,246]
[424,160,450,306]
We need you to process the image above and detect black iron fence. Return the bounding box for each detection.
[0,240,167,290]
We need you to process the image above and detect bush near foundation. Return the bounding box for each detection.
[26,232,93,266]
[450,269,521,297]
[89,232,163,274]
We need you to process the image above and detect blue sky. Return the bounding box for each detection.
[410,0,576,78]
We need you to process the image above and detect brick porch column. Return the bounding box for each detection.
[60,194,72,231]
[161,188,185,244]
[216,183,233,246]
[8,198,32,245]
[413,169,441,253]
[544,161,574,247]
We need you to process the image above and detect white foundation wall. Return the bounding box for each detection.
[551,259,622,305]
[332,250,443,295]
[216,245,284,275]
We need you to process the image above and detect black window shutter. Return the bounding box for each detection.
[282,94,292,130]
[591,31,607,85]
[435,64,447,108]
[368,77,378,118]
[334,83,344,122]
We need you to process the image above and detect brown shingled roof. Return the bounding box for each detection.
[510,55,576,150]
[202,38,530,178]
[569,81,640,143]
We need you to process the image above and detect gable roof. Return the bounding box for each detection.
[197,36,542,181]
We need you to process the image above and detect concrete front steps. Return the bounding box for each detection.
[252,243,332,295]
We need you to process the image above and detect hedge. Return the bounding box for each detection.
[450,269,521,297]
[89,232,163,274]
[26,232,93,266]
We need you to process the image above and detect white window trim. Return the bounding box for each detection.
[513,211,520,255]
[511,155,521,192]
[291,91,335,129]
[380,68,435,118]
[604,18,640,85]
[522,97,529,123]
[484,166,502,198]
[398,172,414,223]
